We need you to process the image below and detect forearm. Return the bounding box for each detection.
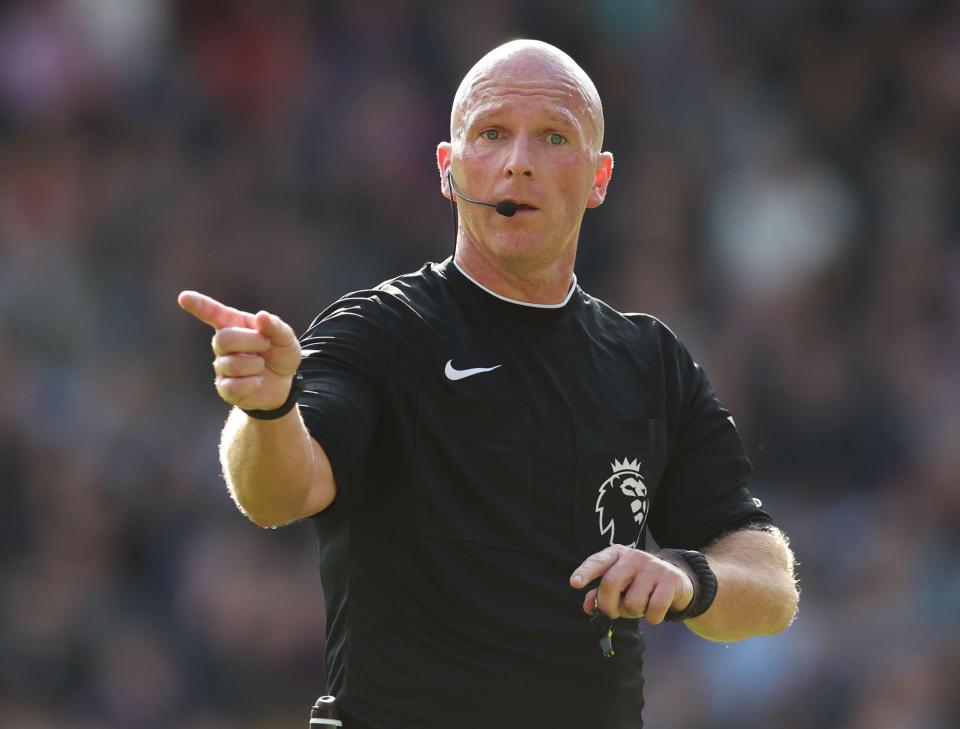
[219,406,335,527]
[683,526,798,642]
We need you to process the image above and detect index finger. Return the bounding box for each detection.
[178,291,255,331]
[570,546,623,588]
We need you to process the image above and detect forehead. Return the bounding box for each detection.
[462,76,587,128]
[453,53,600,141]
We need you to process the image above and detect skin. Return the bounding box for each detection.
[570,528,798,638]
[176,290,333,526]
[437,40,613,303]
[178,40,799,640]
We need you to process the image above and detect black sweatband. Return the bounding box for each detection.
[660,549,718,622]
[241,372,304,420]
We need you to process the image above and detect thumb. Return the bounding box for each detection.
[254,310,297,347]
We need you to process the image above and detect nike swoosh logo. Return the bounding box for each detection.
[444,359,502,381]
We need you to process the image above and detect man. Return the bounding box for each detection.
[179,40,798,729]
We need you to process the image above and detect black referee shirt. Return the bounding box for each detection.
[297,258,770,729]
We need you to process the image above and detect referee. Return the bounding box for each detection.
[179,40,798,729]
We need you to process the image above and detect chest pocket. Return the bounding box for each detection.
[573,412,667,559]
[416,390,533,551]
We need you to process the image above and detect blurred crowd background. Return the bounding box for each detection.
[1,0,958,727]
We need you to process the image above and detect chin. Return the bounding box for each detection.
[484,230,553,263]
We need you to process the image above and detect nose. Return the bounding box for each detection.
[503,134,534,179]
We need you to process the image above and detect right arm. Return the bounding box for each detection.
[220,406,335,527]
[178,291,336,527]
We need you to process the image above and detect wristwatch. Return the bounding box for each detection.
[241,373,304,420]
[659,549,718,622]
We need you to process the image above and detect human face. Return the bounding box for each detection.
[438,55,612,273]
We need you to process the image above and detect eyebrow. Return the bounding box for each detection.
[466,104,580,131]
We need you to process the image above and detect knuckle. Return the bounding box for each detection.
[223,354,262,377]
[629,548,651,563]
[599,600,620,619]
[617,547,646,569]
[645,607,668,625]
[214,331,238,354]
[597,583,618,600]
[647,586,675,621]
[663,563,685,584]
[599,573,630,595]
[598,569,621,587]
[647,590,671,614]
[586,552,609,566]
[217,376,254,403]
[214,380,235,402]
[622,596,646,615]
[604,545,629,561]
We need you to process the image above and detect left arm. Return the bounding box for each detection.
[570,329,798,639]
[682,525,798,641]
[570,525,798,642]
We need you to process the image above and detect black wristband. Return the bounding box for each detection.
[241,372,304,420]
[660,549,718,622]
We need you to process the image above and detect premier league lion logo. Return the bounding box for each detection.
[595,457,648,548]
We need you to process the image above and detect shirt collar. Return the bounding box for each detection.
[452,260,577,309]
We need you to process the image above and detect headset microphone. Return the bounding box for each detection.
[446,172,518,217]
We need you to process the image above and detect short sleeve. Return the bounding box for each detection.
[648,339,771,550]
[296,294,392,505]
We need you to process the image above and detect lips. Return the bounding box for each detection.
[501,199,538,211]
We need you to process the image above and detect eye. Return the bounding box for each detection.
[481,129,500,140]
[548,133,567,145]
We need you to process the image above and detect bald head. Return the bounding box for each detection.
[450,40,605,152]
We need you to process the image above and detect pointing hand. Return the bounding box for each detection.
[178,291,302,411]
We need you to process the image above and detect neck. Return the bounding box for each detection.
[453,238,577,305]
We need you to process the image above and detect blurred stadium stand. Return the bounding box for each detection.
[1,1,958,727]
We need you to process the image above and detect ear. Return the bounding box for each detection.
[586,152,614,209]
[436,142,453,200]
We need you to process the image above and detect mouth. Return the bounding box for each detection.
[501,199,539,213]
